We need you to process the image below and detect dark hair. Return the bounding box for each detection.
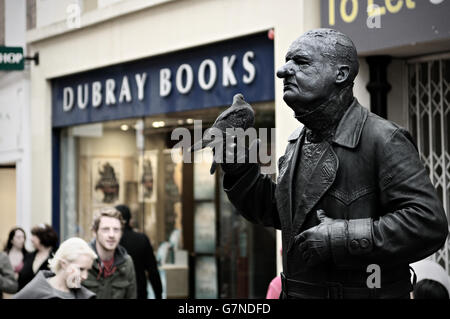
[4,227,29,254]
[31,224,59,251]
[115,204,131,226]
[414,279,449,299]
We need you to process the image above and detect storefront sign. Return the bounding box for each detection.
[320,0,450,54]
[0,47,24,71]
[52,32,274,127]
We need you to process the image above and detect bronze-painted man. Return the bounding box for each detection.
[220,28,448,299]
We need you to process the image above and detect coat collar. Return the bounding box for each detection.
[287,99,368,149]
[332,98,368,148]
[89,239,128,267]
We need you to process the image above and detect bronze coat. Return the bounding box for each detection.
[224,99,448,296]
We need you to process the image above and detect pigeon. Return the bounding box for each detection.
[189,93,255,174]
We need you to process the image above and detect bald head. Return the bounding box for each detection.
[299,28,359,85]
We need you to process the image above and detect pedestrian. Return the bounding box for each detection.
[115,204,163,299]
[216,28,448,298]
[265,248,282,299]
[410,259,450,299]
[13,237,97,299]
[4,227,30,280]
[18,224,58,290]
[81,206,137,299]
[0,251,18,298]
[265,274,281,299]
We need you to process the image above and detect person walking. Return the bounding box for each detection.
[410,259,450,299]
[13,237,97,299]
[115,204,163,299]
[4,227,30,280]
[0,251,18,298]
[18,224,58,290]
[81,206,137,299]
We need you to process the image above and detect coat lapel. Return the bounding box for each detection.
[291,142,339,235]
[275,127,304,236]
[288,132,303,223]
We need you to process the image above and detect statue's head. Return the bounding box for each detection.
[277,28,358,116]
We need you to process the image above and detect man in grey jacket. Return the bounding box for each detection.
[218,28,448,299]
[82,207,137,299]
[0,251,17,298]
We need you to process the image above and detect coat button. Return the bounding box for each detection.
[360,239,370,248]
[350,240,360,249]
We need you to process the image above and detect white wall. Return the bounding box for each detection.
[36,0,81,28]
[97,0,123,8]
[354,58,371,110]
[0,0,32,247]
[0,76,21,154]
[5,0,26,50]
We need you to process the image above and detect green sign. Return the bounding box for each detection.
[0,46,24,71]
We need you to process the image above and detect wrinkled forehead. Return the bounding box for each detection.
[286,36,332,61]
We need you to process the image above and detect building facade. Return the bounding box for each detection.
[0,0,32,250]
[25,0,327,298]
[22,0,450,299]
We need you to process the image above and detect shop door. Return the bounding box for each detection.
[0,165,16,247]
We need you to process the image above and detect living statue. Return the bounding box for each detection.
[208,28,448,299]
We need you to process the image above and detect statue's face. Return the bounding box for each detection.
[277,36,337,116]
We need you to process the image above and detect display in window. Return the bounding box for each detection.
[195,256,218,299]
[194,202,216,253]
[139,150,158,203]
[194,148,215,201]
[163,149,183,243]
[92,158,123,206]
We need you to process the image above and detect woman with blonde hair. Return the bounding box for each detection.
[14,237,97,299]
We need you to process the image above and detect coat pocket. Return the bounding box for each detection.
[111,280,130,298]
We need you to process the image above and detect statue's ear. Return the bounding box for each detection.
[336,65,350,84]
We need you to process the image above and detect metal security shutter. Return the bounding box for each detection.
[408,55,450,275]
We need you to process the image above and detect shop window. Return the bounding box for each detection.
[59,101,277,298]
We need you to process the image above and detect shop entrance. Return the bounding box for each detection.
[58,101,277,298]
[0,165,16,248]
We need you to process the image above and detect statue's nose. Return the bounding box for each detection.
[276,63,292,78]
